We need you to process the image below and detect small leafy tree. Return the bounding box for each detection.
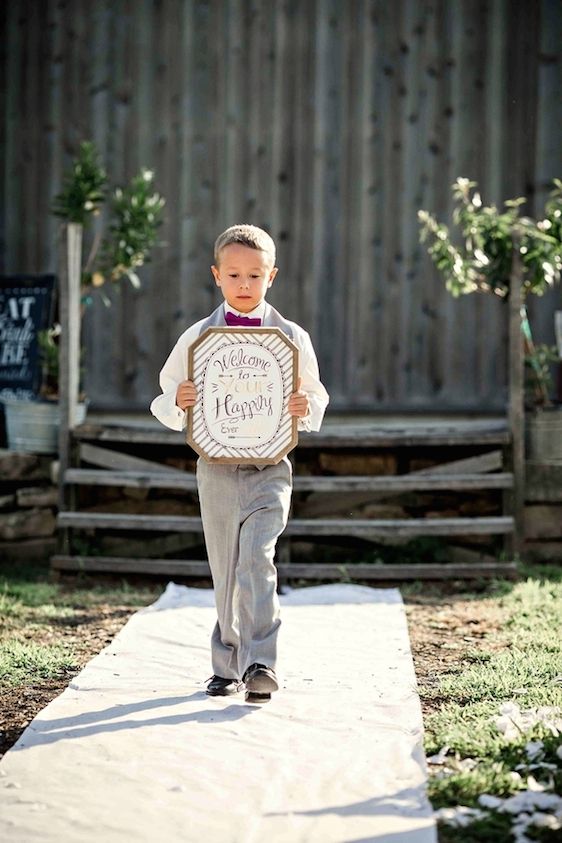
[52,140,165,303]
[96,169,165,290]
[43,141,166,395]
[418,178,562,406]
[418,178,561,299]
[51,140,108,224]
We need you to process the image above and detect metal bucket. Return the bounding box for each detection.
[525,407,562,462]
[2,398,87,455]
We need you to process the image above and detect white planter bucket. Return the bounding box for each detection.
[525,406,562,462]
[2,398,87,455]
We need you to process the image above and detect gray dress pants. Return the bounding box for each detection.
[196,457,292,680]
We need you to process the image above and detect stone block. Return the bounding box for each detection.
[0,449,52,481]
[0,493,15,511]
[525,462,562,502]
[318,453,397,476]
[0,507,56,540]
[296,492,387,519]
[0,537,57,563]
[378,492,430,508]
[85,498,200,516]
[0,449,40,479]
[360,503,409,519]
[523,541,562,563]
[123,486,150,501]
[458,497,500,516]
[16,486,59,508]
[408,458,438,472]
[524,504,562,540]
[448,534,493,546]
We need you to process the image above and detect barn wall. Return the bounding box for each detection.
[1,0,561,412]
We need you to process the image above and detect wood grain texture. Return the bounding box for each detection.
[57,510,514,536]
[2,0,560,412]
[63,467,514,491]
[51,555,519,579]
[71,417,512,446]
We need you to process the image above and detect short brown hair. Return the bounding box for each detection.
[214,224,276,267]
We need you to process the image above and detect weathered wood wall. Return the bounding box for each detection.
[1,0,561,412]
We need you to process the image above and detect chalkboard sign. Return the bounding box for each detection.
[187,327,299,465]
[0,275,56,400]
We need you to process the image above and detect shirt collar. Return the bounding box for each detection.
[223,300,267,321]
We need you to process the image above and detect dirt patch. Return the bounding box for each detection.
[0,605,136,759]
[404,595,507,716]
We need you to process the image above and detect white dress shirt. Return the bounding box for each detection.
[150,300,329,433]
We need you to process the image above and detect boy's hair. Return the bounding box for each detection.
[214,224,276,267]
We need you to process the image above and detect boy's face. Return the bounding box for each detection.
[211,243,278,313]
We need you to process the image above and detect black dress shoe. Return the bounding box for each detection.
[242,663,279,694]
[205,675,243,696]
[245,691,271,704]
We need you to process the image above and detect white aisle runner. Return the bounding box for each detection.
[0,583,436,842]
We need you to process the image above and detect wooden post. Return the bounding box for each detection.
[57,222,83,514]
[506,239,525,559]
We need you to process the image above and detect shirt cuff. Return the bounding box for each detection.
[176,406,187,429]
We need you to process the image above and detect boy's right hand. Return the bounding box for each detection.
[176,380,197,410]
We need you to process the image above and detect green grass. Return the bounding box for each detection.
[0,562,161,611]
[0,639,79,685]
[424,565,562,841]
[428,648,561,706]
[0,562,162,687]
[436,812,515,843]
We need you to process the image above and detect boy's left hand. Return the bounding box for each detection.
[288,377,310,418]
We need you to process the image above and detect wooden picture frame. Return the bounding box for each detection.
[187,327,299,464]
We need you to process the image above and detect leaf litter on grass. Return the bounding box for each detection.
[424,574,562,842]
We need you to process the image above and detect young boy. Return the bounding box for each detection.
[150,224,329,703]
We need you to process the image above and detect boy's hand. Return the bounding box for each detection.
[176,379,197,410]
[288,377,310,418]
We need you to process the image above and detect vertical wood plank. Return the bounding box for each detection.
[127,0,161,404]
[83,0,112,404]
[311,0,346,404]
[398,0,434,407]
[507,239,525,557]
[269,0,295,317]
[113,0,135,404]
[377,0,403,407]
[223,0,248,226]
[3,0,561,413]
[58,222,82,506]
[290,0,317,339]
[3,0,24,272]
[527,0,562,348]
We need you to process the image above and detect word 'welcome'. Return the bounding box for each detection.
[213,349,271,374]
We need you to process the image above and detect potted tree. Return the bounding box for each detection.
[2,141,165,453]
[418,177,562,461]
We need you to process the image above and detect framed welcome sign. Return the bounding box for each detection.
[187,327,299,464]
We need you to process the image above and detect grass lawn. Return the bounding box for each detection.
[0,566,161,687]
[403,564,562,842]
[0,559,560,841]
[0,561,162,756]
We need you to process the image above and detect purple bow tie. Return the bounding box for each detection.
[225,311,262,327]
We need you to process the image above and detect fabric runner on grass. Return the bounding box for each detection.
[0,582,436,842]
